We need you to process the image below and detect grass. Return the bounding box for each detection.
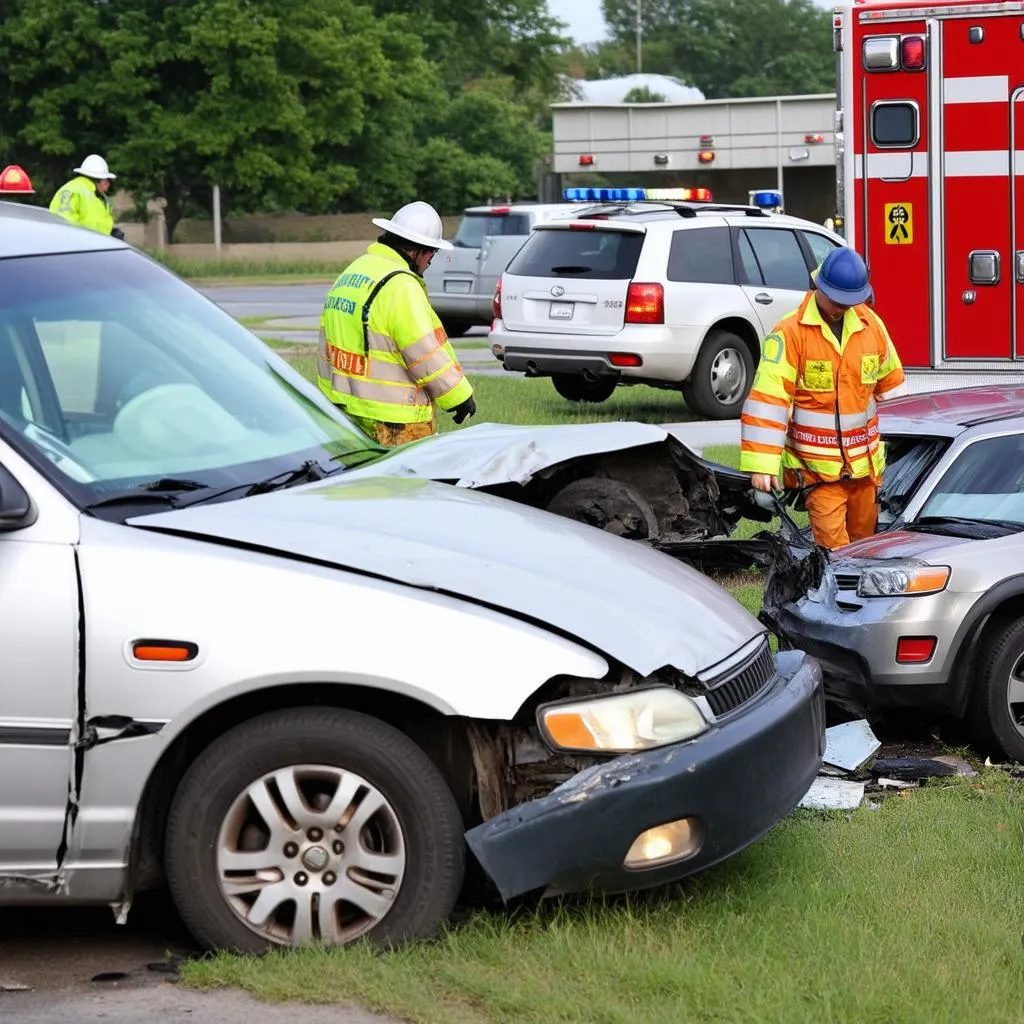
[145,249,345,285]
[182,772,1024,1023]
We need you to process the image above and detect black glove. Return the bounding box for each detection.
[451,395,477,425]
[111,227,126,240]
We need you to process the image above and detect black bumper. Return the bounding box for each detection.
[464,650,825,901]
[501,347,621,379]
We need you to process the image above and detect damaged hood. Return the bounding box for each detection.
[127,475,763,677]
[344,421,683,488]
[834,530,976,561]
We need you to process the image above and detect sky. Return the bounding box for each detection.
[548,0,835,47]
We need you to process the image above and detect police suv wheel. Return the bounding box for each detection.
[682,329,754,420]
[551,374,617,404]
[165,707,465,952]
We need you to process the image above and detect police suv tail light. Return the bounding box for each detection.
[900,35,926,71]
[491,278,502,320]
[625,283,664,325]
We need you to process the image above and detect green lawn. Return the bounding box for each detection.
[149,250,344,283]
[183,772,1024,1023]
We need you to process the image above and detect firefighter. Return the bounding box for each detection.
[49,154,125,239]
[739,246,908,550]
[318,201,476,446]
[0,164,35,198]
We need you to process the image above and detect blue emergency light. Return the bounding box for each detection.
[750,189,784,210]
[562,186,713,203]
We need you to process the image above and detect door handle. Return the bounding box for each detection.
[1016,251,1024,284]
[754,292,774,305]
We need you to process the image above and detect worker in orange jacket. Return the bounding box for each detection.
[739,247,908,550]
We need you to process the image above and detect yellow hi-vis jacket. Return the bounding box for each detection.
[317,243,473,424]
[739,291,907,484]
[49,176,114,235]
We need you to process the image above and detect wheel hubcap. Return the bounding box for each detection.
[710,347,748,404]
[1006,654,1024,740]
[216,765,407,947]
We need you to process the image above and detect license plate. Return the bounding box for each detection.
[444,279,472,293]
[549,301,575,320]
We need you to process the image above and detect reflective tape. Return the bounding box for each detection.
[743,399,790,427]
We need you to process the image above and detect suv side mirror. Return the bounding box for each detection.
[0,463,37,531]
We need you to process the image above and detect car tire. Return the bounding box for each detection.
[682,329,755,420]
[164,706,465,953]
[546,477,658,540]
[551,374,617,404]
[968,617,1024,762]
[443,321,472,338]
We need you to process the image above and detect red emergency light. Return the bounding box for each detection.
[0,164,34,194]
[804,134,824,144]
[901,35,926,70]
[698,150,715,164]
[578,154,595,166]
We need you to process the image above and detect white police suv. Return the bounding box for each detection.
[489,188,845,420]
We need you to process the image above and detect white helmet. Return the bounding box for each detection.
[74,154,116,180]
[372,201,451,250]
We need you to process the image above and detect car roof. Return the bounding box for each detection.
[878,386,1024,433]
[532,201,842,237]
[463,202,576,214]
[0,201,126,259]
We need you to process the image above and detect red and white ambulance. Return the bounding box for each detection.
[834,0,1024,372]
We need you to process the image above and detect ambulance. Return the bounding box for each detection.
[834,0,1024,372]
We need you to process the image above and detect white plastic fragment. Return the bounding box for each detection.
[823,719,881,773]
[877,777,916,790]
[798,776,866,811]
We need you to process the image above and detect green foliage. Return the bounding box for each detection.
[622,86,669,103]
[601,0,834,99]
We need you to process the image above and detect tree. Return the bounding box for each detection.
[601,0,834,99]
[622,86,668,102]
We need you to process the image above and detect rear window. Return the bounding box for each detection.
[452,212,531,248]
[667,227,734,285]
[505,228,644,280]
[871,101,919,148]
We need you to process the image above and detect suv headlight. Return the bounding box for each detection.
[538,687,708,754]
[857,565,950,598]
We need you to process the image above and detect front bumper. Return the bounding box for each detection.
[771,582,981,714]
[464,650,825,901]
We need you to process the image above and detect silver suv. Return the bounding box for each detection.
[425,202,577,336]
[489,189,844,419]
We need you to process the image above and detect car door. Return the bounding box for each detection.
[735,225,817,335]
[0,322,81,882]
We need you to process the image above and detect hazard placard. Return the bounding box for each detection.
[884,203,913,244]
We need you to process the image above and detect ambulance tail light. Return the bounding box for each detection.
[900,35,926,71]
[625,283,664,325]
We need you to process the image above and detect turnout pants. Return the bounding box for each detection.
[803,476,878,550]
[347,412,436,447]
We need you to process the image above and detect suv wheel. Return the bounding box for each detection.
[165,707,465,952]
[552,374,617,404]
[968,617,1024,762]
[682,329,754,420]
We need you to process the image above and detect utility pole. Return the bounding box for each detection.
[636,0,643,73]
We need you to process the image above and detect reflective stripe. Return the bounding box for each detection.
[423,363,468,401]
[743,399,790,427]
[742,425,787,447]
[792,407,874,432]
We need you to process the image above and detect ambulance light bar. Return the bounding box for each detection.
[562,187,713,203]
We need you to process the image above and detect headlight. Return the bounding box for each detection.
[538,687,708,754]
[857,565,950,598]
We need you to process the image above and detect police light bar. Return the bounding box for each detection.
[750,189,783,210]
[562,186,713,203]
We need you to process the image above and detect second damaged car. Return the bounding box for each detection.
[0,202,824,952]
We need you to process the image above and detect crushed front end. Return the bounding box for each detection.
[463,643,825,902]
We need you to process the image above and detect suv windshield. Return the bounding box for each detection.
[506,228,644,279]
[452,212,531,248]
[0,249,384,511]
[917,433,1024,526]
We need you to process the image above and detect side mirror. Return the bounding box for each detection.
[0,463,37,531]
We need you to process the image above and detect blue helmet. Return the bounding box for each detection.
[815,246,872,306]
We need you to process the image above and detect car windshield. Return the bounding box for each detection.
[916,433,1024,528]
[0,249,385,512]
[452,212,531,248]
[877,433,950,523]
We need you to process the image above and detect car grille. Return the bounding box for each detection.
[704,640,774,717]
[834,572,860,592]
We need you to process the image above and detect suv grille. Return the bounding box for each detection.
[704,640,774,717]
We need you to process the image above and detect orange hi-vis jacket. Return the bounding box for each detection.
[739,291,907,484]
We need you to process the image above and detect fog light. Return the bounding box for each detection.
[624,817,704,870]
[896,636,936,664]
